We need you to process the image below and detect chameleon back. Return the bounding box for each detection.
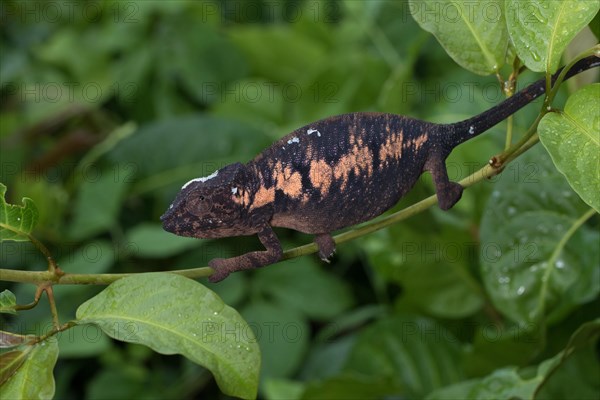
[249,113,437,233]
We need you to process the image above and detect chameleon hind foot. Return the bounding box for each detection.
[314,233,336,262]
[426,154,464,211]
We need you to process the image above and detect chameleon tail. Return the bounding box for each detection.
[441,54,600,149]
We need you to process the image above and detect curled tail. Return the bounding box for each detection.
[441,55,600,149]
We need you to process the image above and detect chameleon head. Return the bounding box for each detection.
[161,162,251,238]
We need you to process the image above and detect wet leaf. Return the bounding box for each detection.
[539,84,600,212]
[0,339,59,399]
[480,147,599,326]
[0,183,39,242]
[506,0,599,72]
[0,290,17,315]
[410,0,508,75]
[76,273,260,399]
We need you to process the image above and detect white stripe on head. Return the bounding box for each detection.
[182,170,219,189]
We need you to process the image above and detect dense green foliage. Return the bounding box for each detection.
[1,1,599,399]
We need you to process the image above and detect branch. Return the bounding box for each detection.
[0,138,532,286]
[6,45,594,287]
[0,223,59,273]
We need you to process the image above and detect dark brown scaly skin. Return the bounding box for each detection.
[161,56,599,282]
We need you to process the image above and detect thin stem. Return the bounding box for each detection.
[0,138,527,286]
[504,115,514,150]
[0,223,59,274]
[500,46,598,163]
[5,49,591,287]
[14,300,40,311]
[503,59,520,150]
[0,267,215,285]
[546,46,600,107]
[545,72,552,107]
[33,321,76,345]
[44,285,61,329]
[506,133,540,164]
[75,122,137,180]
[14,286,44,311]
[0,270,55,284]
[343,2,401,68]
[28,234,59,274]
[493,112,543,166]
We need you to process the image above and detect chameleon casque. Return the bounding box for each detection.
[161,56,599,282]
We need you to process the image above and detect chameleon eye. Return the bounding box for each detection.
[185,194,210,216]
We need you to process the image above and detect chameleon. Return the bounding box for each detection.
[161,55,599,282]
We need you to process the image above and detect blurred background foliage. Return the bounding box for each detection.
[1,0,598,399]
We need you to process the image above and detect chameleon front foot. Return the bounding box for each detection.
[208,258,235,283]
[207,251,282,282]
[208,225,283,283]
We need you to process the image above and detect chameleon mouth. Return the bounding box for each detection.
[159,206,174,224]
[160,207,224,237]
[160,213,176,233]
[160,204,183,234]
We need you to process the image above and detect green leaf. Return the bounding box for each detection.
[426,366,541,400]
[67,171,129,240]
[562,318,600,352]
[313,304,385,344]
[263,378,305,400]
[0,290,17,315]
[292,52,390,122]
[241,301,309,382]
[210,78,288,128]
[126,223,200,258]
[208,271,248,307]
[57,240,115,275]
[75,273,259,399]
[56,325,111,359]
[301,335,357,382]
[535,320,600,398]
[0,183,39,242]
[0,331,28,348]
[301,373,404,400]
[464,325,542,377]
[86,368,149,400]
[506,0,599,73]
[409,0,508,75]
[227,26,326,82]
[480,146,599,326]
[158,17,249,107]
[343,315,465,398]
[365,225,483,318]
[0,339,59,399]
[12,178,68,231]
[539,83,600,212]
[35,27,113,93]
[108,115,270,191]
[536,341,600,399]
[0,350,28,385]
[428,320,600,399]
[252,259,354,321]
[590,12,600,40]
